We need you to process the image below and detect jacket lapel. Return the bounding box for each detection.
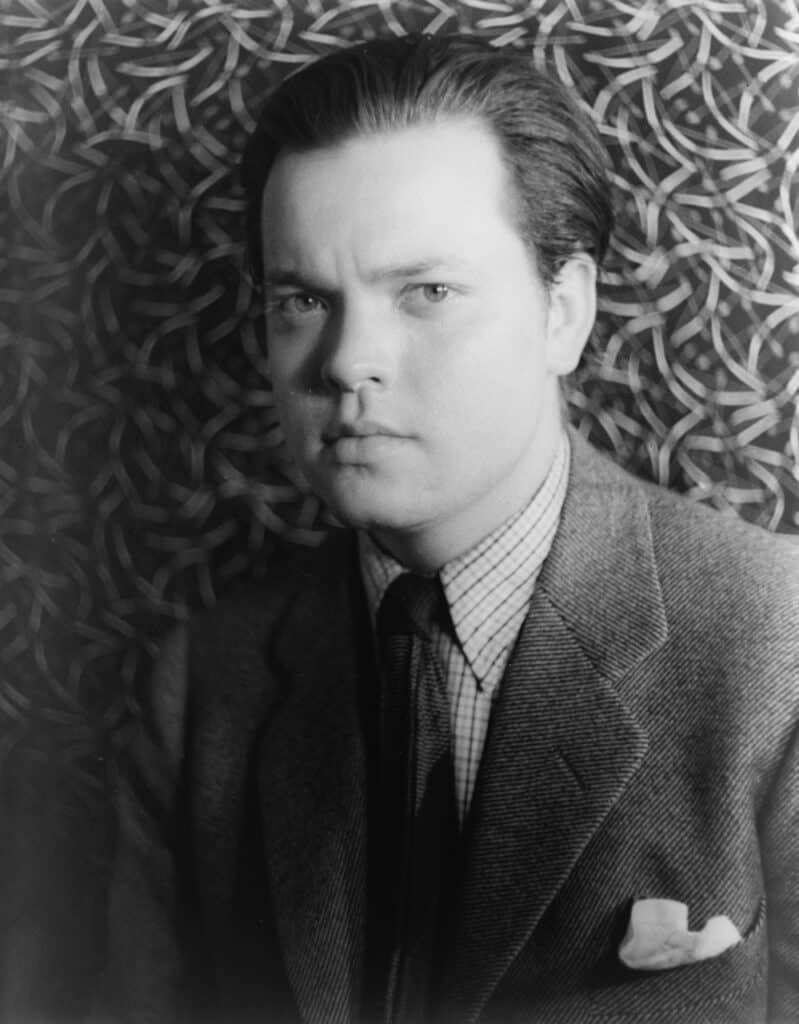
[439,433,668,1022]
[257,535,370,1024]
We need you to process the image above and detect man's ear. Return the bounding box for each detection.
[544,254,597,376]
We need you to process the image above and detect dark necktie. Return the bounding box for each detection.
[376,572,458,1024]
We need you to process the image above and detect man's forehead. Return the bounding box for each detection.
[267,112,493,170]
[260,117,508,213]
[259,117,527,282]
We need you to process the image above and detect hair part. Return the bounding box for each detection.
[241,34,614,287]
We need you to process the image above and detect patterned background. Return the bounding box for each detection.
[2,0,798,1018]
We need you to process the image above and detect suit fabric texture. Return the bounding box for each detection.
[107,433,799,1023]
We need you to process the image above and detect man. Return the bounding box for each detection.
[108,34,799,1024]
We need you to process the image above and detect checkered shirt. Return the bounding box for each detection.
[359,432,571,825]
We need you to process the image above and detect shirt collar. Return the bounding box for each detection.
[359,432,571,681]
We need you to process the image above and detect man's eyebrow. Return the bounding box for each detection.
[262,269,323,291]
[367,258,468,282]
[262,258,469,291]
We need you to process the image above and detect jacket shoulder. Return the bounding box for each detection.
[638,466,799,611]
[185,530,354,659]
[576,436,799,595]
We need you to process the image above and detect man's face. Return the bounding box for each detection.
[261,118,585,568]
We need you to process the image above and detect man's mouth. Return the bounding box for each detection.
[321,420,409,463]
[321,420,405,443]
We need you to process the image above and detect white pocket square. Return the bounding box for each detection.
[619,898,742,970]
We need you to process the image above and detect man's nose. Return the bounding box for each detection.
[320,304,393,392]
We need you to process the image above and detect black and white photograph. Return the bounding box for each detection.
[2,2,798,1022]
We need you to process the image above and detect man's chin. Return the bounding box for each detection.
[320,485,418,535]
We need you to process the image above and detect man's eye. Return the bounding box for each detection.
[400,283,453,311]
[267,293,325,318]
[420,283,450,303]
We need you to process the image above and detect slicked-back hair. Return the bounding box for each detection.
[241,33,614,288]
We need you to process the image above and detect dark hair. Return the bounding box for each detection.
[241,34,614,287]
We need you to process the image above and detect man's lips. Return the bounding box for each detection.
[320,420,410,463]
[321,420,406,443]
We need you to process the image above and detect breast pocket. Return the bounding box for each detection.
[586,898,767,1022]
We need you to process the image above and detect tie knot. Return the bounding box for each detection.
[378,572,447,640]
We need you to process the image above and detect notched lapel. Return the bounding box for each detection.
[258,536,369,1024]
[440,594,650,1022]
[439,435,668,1022]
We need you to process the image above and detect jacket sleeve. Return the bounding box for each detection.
[104,626,191,1024]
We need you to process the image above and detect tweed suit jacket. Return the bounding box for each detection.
[107,433,799,1024]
